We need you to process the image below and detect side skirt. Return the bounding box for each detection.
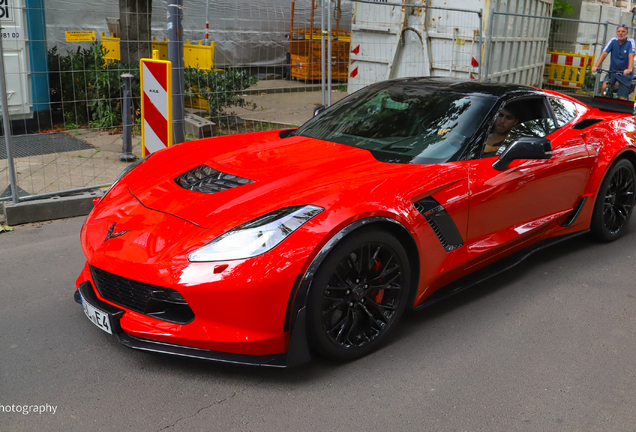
[414,230,590,310]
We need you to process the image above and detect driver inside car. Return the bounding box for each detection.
[483,106,520,157]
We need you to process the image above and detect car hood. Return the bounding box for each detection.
[126,131,407,229]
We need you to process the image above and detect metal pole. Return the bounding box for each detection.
[309,0,316,82]
[478,9,483,82]
[0,30,19,204]
[484,9,496,82]
[120,73,135,162]
[327,0,332,106]
[168,0,185,145]
[321,0,326,106]
[595,22,610,95]
[205,0,210,45]
[601,22,609,51]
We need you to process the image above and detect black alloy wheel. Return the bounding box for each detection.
[591,158,636,241]
[307,228,411,360]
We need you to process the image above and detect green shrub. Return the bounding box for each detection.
[184,67,258,116]
[49,43,258,130]
[48,43,140,129]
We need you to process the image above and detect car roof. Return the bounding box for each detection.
[378,77,544,98]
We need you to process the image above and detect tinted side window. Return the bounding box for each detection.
[503,98,557,144]
[480,97,556,158]
[549,97,578,126]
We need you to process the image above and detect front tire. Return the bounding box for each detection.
[591,158,636,241]
[306,228,411,361]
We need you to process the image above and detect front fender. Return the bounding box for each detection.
[284,216,417,366]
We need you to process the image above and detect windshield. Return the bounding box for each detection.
[296,83,496,164]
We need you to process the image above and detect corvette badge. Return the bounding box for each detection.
[104,223,128,242]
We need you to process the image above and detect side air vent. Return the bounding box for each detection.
[175,164,255,194]
[561,197,588,227]
[572,119,603,130]
[414,197,464,252]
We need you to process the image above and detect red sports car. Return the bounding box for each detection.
[75,78,636,367]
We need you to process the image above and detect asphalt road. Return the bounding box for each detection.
[1,216,635,432]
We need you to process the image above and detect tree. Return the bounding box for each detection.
[119,0,153,63]
[552,0,573,18]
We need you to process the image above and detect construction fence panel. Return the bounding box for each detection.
[543,16,612,97]
[2,0,351,205]
[546,16,636,99]
[348,0,483,93]
[3,0,635,207]
[484,9,553,87]
[485,10,636,100]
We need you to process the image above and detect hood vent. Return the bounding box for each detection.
[175,164,255,194]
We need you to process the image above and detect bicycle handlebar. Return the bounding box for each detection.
[596,68,624,76]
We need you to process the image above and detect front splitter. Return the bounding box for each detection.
[74,281,302,368]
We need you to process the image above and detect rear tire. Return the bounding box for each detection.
[306,228,411,361]
[591,158,636,241]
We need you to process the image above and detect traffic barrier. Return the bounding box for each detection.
[101,33,215,70]
[544,50,594,89]
[140,56,173,156]
[101,32,120,62]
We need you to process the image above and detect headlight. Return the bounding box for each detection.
[188,205,324,262]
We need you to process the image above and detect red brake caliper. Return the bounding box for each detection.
[371,259,384,303]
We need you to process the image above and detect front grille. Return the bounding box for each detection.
[175,164,254,194]
[90,266,194,324]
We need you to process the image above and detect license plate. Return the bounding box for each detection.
[80,292,113,335]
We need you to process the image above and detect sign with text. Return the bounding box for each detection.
[65,31,97,42]
[0,0,12,21]
[140,58,173,156]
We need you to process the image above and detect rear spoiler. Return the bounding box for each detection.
[572,95,634,114]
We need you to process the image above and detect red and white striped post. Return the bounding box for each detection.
[140,53,173,157]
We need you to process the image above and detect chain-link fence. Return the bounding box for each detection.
[347,0,483,93]
[485,10,636,99]
[2,0,353,204]
[3,0,636,208]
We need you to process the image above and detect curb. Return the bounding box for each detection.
[2,190,104,226]
[241,84,322,95]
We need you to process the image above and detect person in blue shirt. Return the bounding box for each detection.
[592,24,635,100]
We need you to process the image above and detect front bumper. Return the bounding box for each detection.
[74,281,310,368]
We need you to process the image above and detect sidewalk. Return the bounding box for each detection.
[1,130,143,200]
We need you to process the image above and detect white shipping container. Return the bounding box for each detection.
[0,0,32,120]
[348,0,554,93]
[485,0,553,86]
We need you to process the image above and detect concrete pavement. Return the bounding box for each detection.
[1,216,636,431]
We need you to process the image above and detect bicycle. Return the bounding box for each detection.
[596,68,636,99]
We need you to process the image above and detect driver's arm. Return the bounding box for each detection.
[593,52,609,73]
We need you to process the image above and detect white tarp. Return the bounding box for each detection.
[45,0,352,67]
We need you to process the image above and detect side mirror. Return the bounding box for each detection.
[492,136,553,171]
[313,105,326,117]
